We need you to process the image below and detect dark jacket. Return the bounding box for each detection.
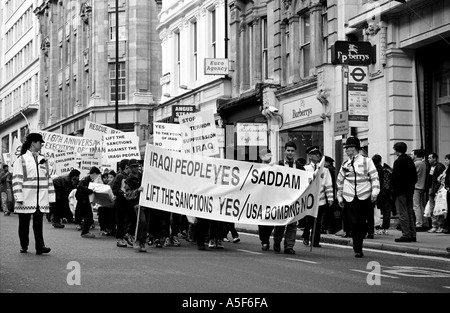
[392,154,417,196]
[429,162,445,196]
[75,176,93,205]
[278,159,305,170]
[53,175,75,203]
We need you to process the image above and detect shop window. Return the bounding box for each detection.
[436,68,450,105]
[279,122,323,162]
[225,123,269,162]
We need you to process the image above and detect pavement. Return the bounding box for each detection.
[234,218,450,259]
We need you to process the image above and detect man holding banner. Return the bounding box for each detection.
[273,142,305,255]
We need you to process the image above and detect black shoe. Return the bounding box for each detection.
[366,234,374,239]
[302,238,309,246]
[354,252,364,258]
[284,248,296,255]
[52,223,65,228]
[273,242,281,253]
[20,247,27,253]
[394,236,412,242]
[261,243,269,251]
[36,247,51,255]
[155,239,162,248]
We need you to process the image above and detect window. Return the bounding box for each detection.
[192,20,198,82]
[300,11,311,78]
[2,136,10,154]
[175,30,181,87]
[322,10,328,64]
[285,22,290,83]
[109,62,126,101]
[210,9,216,58]
[262,17,268,79]
[109,11,126,41]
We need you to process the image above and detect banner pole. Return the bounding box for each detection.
[310,216,318,252]
[133,205,141,249]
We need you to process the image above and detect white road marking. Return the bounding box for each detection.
[237,249,263,255]
[443,286,450,289]
[350,269,399,279]
[237,232,450,263]
[286,258,319,264]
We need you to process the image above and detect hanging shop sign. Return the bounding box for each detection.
[172,105,196,124]
[331,41,373,66]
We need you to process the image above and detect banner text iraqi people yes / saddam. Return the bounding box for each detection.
[139,144,322,226]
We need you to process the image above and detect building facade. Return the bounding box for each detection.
[0,0,40,163]
[33,0,161,154]
[154,0,231,158]
[218,0,340,164]
[346,0,450,164]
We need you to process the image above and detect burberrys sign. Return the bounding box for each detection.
[331,41,373,66]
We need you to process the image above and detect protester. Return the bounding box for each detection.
[124,159,141,245]
[112,159,130,247]
[426,153,446,233]
[323,156,337,234]
[12,133,55,254]
[302,146,333,247]
[435,154,449,234]
[372,154,393,235]
[0,164,13,215]
[257,149,274,251]
[223,222,240,243]
[391,142,417,242]
[52,169,80,228]
[97,172,116,236]
[123,175,147,252]
[411,149,428,230]
[76,166,102,238]
[336,136,380,258]
[273,141,305,255]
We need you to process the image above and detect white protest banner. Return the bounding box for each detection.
[2,153,10,167]
[83,121,123,140]
[79,156,102,178]
[139,144,321,226]
[179,110,219,156]
[83,121,123,155]
[53,151,78,176]
[153,122,182,152]
[38,131,99,155]
[103,132,141,165]
[8,137,21,167]
[236,123,268,146]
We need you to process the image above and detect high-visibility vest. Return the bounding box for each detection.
[12,150,55,214]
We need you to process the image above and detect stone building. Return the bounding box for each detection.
[0,0,39,161]
[33,0,161,154]
[346,0,450,163]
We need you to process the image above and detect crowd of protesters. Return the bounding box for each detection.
[3,133,449,257]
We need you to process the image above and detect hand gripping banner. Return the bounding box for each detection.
[139,144,323,226]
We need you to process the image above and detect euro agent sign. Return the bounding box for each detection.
[331,41,373,66]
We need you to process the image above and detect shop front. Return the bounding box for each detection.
[276,85,324,163]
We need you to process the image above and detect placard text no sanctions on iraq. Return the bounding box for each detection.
[139,144,322,226]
